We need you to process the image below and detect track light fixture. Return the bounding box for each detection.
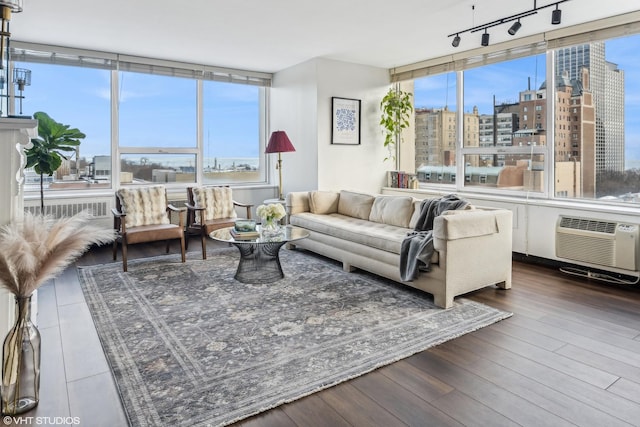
[481,30,490,47]
[551,5,562,24]
[448,0,570,48]
[508,20,522,35]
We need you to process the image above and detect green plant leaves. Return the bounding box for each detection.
[24,111,87,211]
[379,88,413,161]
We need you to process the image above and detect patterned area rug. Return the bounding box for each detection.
[78,247,511,427]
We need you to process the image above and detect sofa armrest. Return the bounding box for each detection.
[433,209,505,241]
[286,192,311,215]
[433,209,512,247]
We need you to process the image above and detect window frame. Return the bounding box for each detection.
[11,41,272,195]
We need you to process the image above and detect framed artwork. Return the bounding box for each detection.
[331,97,361,145]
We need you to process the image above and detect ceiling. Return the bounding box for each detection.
[9,0,640,74]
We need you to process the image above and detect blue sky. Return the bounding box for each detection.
[414,34,640,167]
[18,65,260,160]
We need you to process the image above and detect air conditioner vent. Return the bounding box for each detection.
[556,216,639,272]
[558,216,616,234]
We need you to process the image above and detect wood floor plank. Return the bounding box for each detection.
[318,382,407,427]
[438,340,633,427]
[451,333,640,425]
[236,408,297,427]
[351,370,463,427]
[556,344,640,384]
[471,326,620,388]
[607,378,640,405]
[377,359,454,402]
[430,390,521,427]
[536,312,640,352]
[503,314,640,368]
[279,394,351,427]
[407,350,576,427]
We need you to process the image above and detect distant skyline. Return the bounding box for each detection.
[414,35,640,169]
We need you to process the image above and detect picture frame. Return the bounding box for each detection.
[331,97,361,145]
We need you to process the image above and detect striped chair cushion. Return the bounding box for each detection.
[192,186,237,224]
[117,185,170,228]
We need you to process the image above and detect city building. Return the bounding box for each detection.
[555,42,625,172]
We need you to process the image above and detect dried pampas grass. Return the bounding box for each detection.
[0,211,116,297]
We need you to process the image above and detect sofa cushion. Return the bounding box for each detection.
[290,212,409,254]
[309,191,340,214]
[337,190,375,220]
[369,196,414,228]
[117,185,170,228]
[408,198,422,229]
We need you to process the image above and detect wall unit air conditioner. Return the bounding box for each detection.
[556,216,639,272]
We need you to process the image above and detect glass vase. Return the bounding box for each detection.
[2,295,41,415]
[260,217,281,238]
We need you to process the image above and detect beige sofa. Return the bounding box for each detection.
[286,190,512,308]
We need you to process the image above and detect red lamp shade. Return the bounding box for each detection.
[266,131,296,153]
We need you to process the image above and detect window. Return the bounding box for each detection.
[16,61,112,192]
[461,54,547,193]
[413,72,457,184]
[409,29,640,205]
[553,35,640,202]
[12,43,271,193]
[202,81,264,184]
[119,72,196,149]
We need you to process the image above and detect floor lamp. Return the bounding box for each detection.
[265,131,296,201]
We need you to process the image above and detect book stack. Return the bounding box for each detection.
[387,171,417,188]
[230,228,260,240]
[231,219,259,240]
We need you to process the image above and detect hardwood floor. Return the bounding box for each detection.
[10,239,640,426]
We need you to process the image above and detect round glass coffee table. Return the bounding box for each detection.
[209,225,310,284]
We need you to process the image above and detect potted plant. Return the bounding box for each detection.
[25,111,86,214]
[379,87,413,162]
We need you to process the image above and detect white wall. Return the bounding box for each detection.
[271,58,391,195]
[271,60,320,194]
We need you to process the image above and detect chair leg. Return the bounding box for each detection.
[165,240,171,254]
[112,239,118,261]
[122,240,128,272]
[200,231,207,260]
[180,234,186,263]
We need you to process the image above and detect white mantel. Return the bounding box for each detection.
[0,117,37,336]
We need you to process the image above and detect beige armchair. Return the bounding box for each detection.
[185,186,253,259]
[112,185,186,272]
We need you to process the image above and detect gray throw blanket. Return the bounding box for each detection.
[399,194,469,281]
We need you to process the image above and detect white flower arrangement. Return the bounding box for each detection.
[256,203,286,222]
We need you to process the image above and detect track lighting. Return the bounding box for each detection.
[448,0,569,48]
[508,20,522,35]
[551,5,562,25]
[481,30,490,47]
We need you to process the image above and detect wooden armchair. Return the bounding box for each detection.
[185,186,253,259]
[112,185,186,272]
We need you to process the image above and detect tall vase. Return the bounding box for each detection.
[1,295,41,415]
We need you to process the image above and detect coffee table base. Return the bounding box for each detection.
[233,241,286,283]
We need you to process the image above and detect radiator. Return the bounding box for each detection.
[556,215,639,272]
[25,201,110,218]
